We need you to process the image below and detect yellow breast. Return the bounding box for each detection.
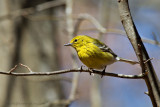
[76,43,116,70]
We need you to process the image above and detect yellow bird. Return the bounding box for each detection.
[64,35,138,76]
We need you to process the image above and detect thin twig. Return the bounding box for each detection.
[0,0,66,20]
[144,58,154,64]
[9,64,18,73]
[73,14,160,47]
[152,32,159,45]
[73,13,106,36]
[0,65,145,79]
[141,38,160,47]
[19,63,33,72]
[79,27,160,47]
[2,7,160,47]
[52,99,75,106]
[144,92,149,96]
[36,0,65,11]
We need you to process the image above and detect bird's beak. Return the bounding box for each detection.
[64,43,72,46]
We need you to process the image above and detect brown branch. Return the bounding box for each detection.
[52,99,75,106]
[152,32,159,45]
[9,64,18,73]
[35,0,65,11]
[73,14,160,48]
[14,11,160,47]
[78,27,160,47]
[19,63,33,72]
[73,13,106,36]
[142,38,160,47]
[8,64,70,83]
[118,0,160,106]
[0,0,65,20]
[0,64,145,79]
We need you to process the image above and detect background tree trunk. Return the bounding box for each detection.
[0,0,65,107]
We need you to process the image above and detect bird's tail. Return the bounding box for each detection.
[116,57,139,65]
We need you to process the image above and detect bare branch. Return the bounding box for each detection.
[73,14,160,47]
[142,38,160,47]
[0,64,144,79]
[9,64,18,73]
[19,63,33,72]
[144,92,149,96]
[152,32,159,45]
[52,99,75,106]
[118,0,160,106]
[73,13,106,36]
[0,0,65,20]
[35,0,65,11]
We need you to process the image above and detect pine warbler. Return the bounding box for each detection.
[64,35,138,76]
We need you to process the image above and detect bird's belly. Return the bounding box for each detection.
[78,51,115,70]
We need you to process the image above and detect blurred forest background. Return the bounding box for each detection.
[0,0,160,107]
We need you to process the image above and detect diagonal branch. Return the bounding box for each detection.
[73,13,106,36]
[118,0,160,106]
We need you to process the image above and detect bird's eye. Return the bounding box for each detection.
[74,39,78,42]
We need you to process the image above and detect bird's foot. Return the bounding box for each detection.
[88,68,94,76]
[80,65,84,73]
[101,66,106,78]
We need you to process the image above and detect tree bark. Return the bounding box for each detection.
[118,0,160,106]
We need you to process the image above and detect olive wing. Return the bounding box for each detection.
[93,40,117,57]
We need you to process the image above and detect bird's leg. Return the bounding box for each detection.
[101,66,106,78]
[80,65,84,73]
[88,68,94,75]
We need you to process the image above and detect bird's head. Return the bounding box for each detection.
[64,35,93,50]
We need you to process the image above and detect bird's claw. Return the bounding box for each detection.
[101,71,105,78]
[101,66,106,78]
[80,65,84,73]
[90,70,94,76]
[88,68,94,76]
